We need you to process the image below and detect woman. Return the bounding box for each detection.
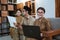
[10,9,24,40]
[34,7,52,40]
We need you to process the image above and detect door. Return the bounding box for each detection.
[55,0,60,17]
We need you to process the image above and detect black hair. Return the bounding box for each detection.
[23,6,31,15]
[37,7,45,13]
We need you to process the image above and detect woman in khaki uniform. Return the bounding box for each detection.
[34,7,52,40]
[10,9,24,40]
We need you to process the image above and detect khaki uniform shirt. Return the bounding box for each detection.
[23,15,35,25]
[16,16,24,25]
[34,17,51,32]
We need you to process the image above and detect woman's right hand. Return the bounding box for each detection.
[14,23,18,27]
[14,22,22,29]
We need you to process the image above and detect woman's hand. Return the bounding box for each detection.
[14,23,18,27]
[40,33,43,37]
[18,25,22,30]
[14,22,22,29]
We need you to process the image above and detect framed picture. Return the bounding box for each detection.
[1,5,7,11]
[31,3,35,14]
[25,1,35,15]
[0,5,1,10]
[1,11,8,17]
[25,1,31,8]
[8,5,14,11]
[12,0,16,3]
[1,0,7,4]
[8,0,16,4]
[17,3,23,10]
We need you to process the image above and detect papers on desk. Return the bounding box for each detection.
[7,16,17,28]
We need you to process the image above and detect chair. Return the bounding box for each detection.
[43,18,60,40]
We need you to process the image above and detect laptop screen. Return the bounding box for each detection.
[22,25,41,39]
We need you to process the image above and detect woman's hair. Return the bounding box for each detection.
[15,9,22,16]
[37,7,45,13]
[23,6,31,15]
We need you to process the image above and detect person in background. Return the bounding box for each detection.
[34,7,52,40]
[9,9,24,40]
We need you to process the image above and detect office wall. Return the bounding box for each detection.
[35,0,55,18]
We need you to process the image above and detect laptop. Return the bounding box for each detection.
[22,25,41,39]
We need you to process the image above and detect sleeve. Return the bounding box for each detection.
[46,19,52,31]
[34,20,39,26]
[20,17,24,25]
[30,16,35,25]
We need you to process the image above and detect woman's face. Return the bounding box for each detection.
[16,10,21,16]
[37,9,44,17]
